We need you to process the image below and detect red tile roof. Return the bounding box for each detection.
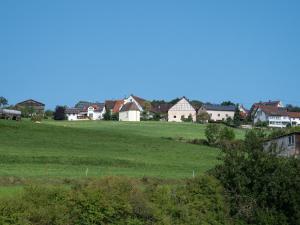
[112,100,124,113]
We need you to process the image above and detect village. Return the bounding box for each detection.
[1,95,300,128]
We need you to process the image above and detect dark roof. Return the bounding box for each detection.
[130,95,149,108]
[74,101,93,110]
[105,100,117,111]
[202,104,236,111]
[65,108,80,114]
[120,102,140,112]
[16,99,45,107]
[84,103,105,112]
[151,103,172,114]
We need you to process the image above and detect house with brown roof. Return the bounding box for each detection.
[287,112,300,126]
[119,102,141,122]
[15,99,45,115]
[168,97,196,122]
[253,105,290,128]
[66,102,105,121]
[249,100,284,119]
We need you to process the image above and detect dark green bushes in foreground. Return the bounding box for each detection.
[212,130,300,225]
[0,176,230,225]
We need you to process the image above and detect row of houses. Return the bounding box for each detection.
[63,95,300,127]
[64,95,245,123]
[3,97,300,128]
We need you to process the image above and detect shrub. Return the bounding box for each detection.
[31,114,43,122]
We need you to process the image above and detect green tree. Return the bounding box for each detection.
[0,97,8,108]
[103,109,112,120]
[221,101,236,106]
[197,112,210,123]
[205,124,221,145]
[233,105,241,127]
[53,106,66,120]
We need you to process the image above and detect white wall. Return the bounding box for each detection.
[168,98,196,122]
[66,114,79,121]
[119,110,140,121]
[124,96,143,111]
[207,110,235,121]
[87,107,106,120]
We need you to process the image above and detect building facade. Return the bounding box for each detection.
[119,102,141,122]
[198,104,235,122]
[168,97,196,122]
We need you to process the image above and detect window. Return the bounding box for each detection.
[218,114,220,117]
[225,114,228,117]
[288,135,295,146]
[174,115,176,118]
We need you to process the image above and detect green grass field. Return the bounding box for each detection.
[0,120,244,196]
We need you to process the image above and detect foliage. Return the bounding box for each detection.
[0,176,231,225]
[0,96,8,108]
[20,106,36,118]
[233,106,241,127]
[221,101,235,106]
[286,104,300,112]
[212,129,300,225]
[53,106,66,120]
[44,110,53,119]
[111,112,119,121]
[254,120,268,127]
[190,100,203,109]
[31,114,43,122]
[181,114,193,122]
[205,124,235,146]
[168,98,180,105]
[196,112,210,123]
[103,109,112,120]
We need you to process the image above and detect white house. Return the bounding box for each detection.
[119,102,141,122]
[287,112,300,126]
[198,104,235,122]
[65,108,81,121]
[65,103,106,121]
[123,95,146,112]
[168,97,196,122]
[86,103,106,120]
[253,106,291,128]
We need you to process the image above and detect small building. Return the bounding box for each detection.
[263,132,300,157]
[0,109,21,120]
[124,95,146,112]
[86,104,106,120]
[168,97,196,122]
[15,99,45,115]
[253,106,290,128]
[198,104,235,122]
[119,102,141,122]
[66,102,105,121]
[65,108,82,121]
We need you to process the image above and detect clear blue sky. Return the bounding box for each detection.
[1,1,299,109]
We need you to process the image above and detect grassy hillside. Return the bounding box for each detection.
[0,120,225,181]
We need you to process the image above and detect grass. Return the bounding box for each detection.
[0,119,245,196]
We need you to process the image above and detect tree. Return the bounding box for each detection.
[0,97,8,108]
[221,101,236,106]
[53,106,66,120]
[219,127,235,141]
[45,110,54,119]
[197,112,210,123]
[233,105,241,127]
[205,124,221,145]
[169,98,180,105]
[103,110,112,120]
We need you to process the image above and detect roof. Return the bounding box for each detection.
[120,102,140,112]
[105,100,116,111]
[258,105,288,116]
[65,108,80,114]
[16,99,45,107]
[265,132,300,142]
[131,95,147,107]
[75,101,93,110]
[151,103,172,114]
[112,100,124,113]
[250,100,282,115]
[202,104,236,112]
[84,103,105,112]
[0,109,21,115]
[287,111,300,118]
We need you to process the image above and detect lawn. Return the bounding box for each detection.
[0,120,244,196]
